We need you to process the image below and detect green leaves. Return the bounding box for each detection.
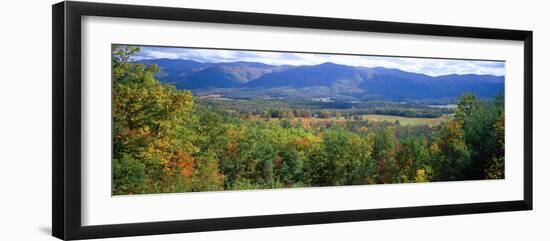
[431,120,471,181]
[431,94,505,181]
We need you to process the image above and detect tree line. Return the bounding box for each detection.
[200,98,454,119]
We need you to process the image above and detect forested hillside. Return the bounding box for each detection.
[136,57,504,101]
[113,46,505,195]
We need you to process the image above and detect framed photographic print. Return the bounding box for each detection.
[52,1,533,240]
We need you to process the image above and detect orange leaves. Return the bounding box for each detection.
[299,117,313,129]
[158,149,196,179]
[229,142,238,157]
[176,150,195,178]
[273,155,283,170]
[291,137,310,150]
[226,126,245,158]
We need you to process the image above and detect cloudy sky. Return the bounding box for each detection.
[133,46,505,77]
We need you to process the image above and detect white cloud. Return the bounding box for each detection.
[146,50,180,59]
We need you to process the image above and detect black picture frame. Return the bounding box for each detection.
[52,1,533,240]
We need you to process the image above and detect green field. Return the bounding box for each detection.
[249,114,446,127]
[360,114,447,126]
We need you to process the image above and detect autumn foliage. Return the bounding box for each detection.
[112,46,505,195]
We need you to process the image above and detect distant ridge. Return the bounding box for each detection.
[134,59,504,100]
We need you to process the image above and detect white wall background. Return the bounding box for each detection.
[0,0,547,240]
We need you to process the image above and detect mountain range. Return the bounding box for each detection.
[134,58,504,101]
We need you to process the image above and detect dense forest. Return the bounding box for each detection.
[112,46,505,195]
[198,98,455,119]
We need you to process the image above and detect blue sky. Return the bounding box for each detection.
[133,46,505,77]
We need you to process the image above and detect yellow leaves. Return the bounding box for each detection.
[494,112,505,147]
[315,131,324,142]
[227,125,245,139]
[433,120,467,154]
[431,142,440,152]
[414,168,428,183]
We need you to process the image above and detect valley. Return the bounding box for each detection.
[135,58,501,123]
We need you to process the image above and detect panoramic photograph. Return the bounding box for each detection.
[111,44,505,195]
